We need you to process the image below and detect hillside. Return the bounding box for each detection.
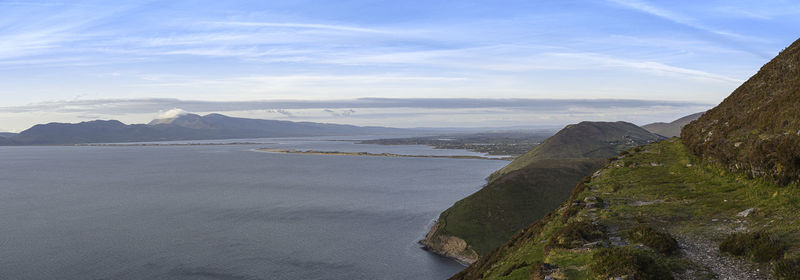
[642,112,704,138]
[451,140,800,280]
[421,122,662,264]
[449,38,800,280]
[489,122,662,182]
[683,38,800,186]
[3,113,403,145]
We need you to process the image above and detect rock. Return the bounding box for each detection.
[544,276,556,280]
[737,208,756,217]
[584,241,609,248]
[585,202,598,209]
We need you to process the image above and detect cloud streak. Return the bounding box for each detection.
[606,0,752,41]
[0,97,712,115]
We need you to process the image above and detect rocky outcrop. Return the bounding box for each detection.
[419,220,478,265]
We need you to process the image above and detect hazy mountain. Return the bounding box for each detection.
[642,112,704,138]
[4,113,405,145]
[452,37,800,280]
[0,132,16,138]
[420,121,663,263]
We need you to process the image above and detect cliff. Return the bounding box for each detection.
[421,122,662,264]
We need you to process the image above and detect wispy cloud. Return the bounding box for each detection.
[0,97,712,115]
[605,0,753,41]
[547,52,743,83]
[204,21,385,33]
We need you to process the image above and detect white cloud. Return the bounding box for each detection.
[157,108,188,119]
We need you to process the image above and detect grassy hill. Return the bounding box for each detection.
[449,38,800,280]
[489,122,661,182]
[421,122,662,263]
[683,38,800,186]
[642,112,704,138]
[452,139,800,280]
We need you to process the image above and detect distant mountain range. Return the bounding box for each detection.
[642,112,704,138]
[1,113,405,145]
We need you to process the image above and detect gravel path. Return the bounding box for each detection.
[675,234,771,280]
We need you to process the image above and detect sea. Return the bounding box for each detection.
[0,136,507,280]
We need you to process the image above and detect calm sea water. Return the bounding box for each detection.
[0,137,506,280]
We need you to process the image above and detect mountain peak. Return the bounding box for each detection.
[147,113,209,128]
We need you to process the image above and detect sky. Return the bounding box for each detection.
[0,0,799,131]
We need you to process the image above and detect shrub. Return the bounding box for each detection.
[529,262,558,280]
[546,221,605,250]
[500,261,528,277]
[627,225,680,256]
[561,203,582,223]
[590,247,674,280]
[773,257,800,280]
[719,231,786,263]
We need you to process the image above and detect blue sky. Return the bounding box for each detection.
[0,0,798,131]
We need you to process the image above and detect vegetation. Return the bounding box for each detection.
[627,225,680,256]
[589,247,674,280]
[546,220,605,250]
[719,231,786,263]
[421,122,662,261]
[491,121,663,181]
[426,158,605,256]
[450,140,800,280]
[772,257,800,280]
[450,37,800,280]
[682,38,800,186]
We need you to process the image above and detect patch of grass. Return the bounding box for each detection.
[528,262,557,280]
[719,231,786,263]
[589,247,675,280]
[628,225,680,256]
[500,261,529,277]
[772,257,800,280]
[546,220,605,250]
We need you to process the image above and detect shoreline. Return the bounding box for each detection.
[255,148,512,161]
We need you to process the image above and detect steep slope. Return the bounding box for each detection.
[683,38,800,186]
[451,38,800,280]
[452,140,800,280]
[642,112,704,138]
[421,122,662,264]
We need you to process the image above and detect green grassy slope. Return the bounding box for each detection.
[683,37,800,186]
[434,158,605,256]
[491,122,661,182]
[452,140,800,280]
[421,122,662,263]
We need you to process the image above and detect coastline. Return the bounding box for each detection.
[254,148,513,161]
